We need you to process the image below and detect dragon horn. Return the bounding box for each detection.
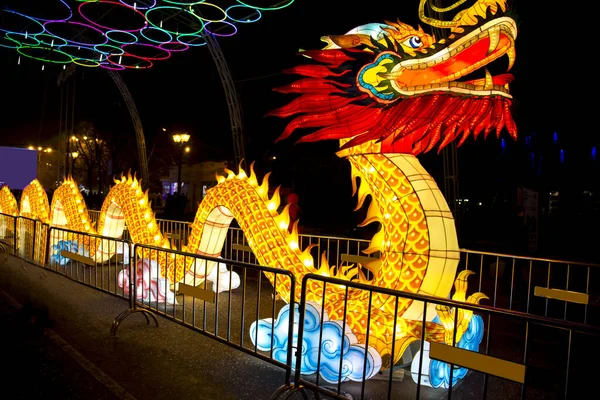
[418,0,460,29]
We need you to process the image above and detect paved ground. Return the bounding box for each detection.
[0,254,287,400]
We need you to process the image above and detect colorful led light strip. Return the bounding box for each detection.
[94,43,126,56]
[79,1,148,33]
[176,33,206,47]
[6,33,40,47]
[44,20,108,46]
[225,5,262,23]
[100,60,126,70]
[162,0,205,5]
[140,27,173,44]
[106,30,139,45]
[191,3,227,23]
[9,0,74,22]
[235,0,295,11]
[17,45,74,64]
[205,21,238,37]
[159,41,189,52]
[145,6,205,35]
[0,1,296,69]
[119,0,157,10]
[107,53,153,69]
[121,42,171,60]
[34,33,69,48]
[0,9,45,35]
[59,44,105,63]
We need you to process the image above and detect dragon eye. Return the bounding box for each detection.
[404,36,422,49]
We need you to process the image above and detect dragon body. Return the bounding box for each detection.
[0,0,518,382]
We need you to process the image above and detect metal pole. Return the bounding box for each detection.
[177,145,183,195]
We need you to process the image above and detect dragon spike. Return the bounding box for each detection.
[301,244,317,269]
[258,172,271,198]
[288,220,300,250]
[358,198,382,227]
[248,162,258,186]
[357,266,370,283]
[275,203,292,231]
[215,173,226,184]
[223,168,236,180]
[267,186,281,213]
[363,227,385,254]
[237,159,248,179]
[354,177,371,211]
[317,251,331,276]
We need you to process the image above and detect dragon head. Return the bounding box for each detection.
[270,0,518,155]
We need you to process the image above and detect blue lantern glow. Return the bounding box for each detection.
[250,302,382,384]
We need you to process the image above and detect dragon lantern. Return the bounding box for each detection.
[0,0,517,388]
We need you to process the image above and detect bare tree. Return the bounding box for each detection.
[71,121,110,192]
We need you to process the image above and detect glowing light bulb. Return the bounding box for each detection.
[289,240,298,250]
[154,234,161,242]
[267,202,276,211]
[303,258,313,267]
[279,221,288,230]
[139,198,146,206]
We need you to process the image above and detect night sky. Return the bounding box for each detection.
[0,1,597,252]
[1,1,588,151]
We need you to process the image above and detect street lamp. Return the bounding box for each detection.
[172,133,190,195]
[70,151,78,176]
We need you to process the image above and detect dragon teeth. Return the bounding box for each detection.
[484,68,494,90]
[487,26,500,55]
[506,47,516,71]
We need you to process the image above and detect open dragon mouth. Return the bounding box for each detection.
[270,1,519,155]
[360,17,517,99]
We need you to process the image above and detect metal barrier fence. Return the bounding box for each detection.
[5,211,600,399]
[113,243,297,384]
[275,273,600,400]
[12,215,48,267]
[0,212,17,253]
[45,226,133,300]
[460,250,599,326]
[88,210,599,325]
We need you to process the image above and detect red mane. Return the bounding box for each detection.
[269,49,517,155]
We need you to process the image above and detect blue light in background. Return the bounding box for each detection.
[501,138,506,154]
[592,146,597,161]
[525,135,531,148]
[553,132,558,143]
[530,152,535,168]
[560,149,565,164]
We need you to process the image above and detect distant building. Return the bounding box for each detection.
[161,160,230,212]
